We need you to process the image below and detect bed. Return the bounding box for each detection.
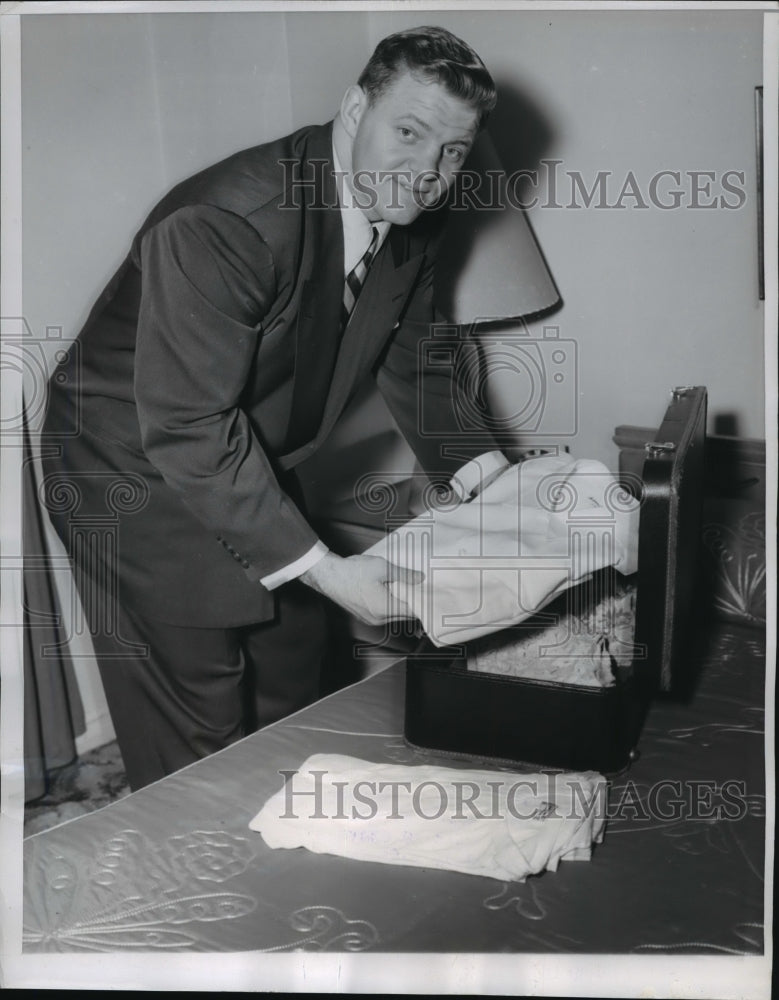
[22,615,765,955]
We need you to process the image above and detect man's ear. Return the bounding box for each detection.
[339,84,368,138]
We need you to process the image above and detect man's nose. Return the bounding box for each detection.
[410,141,444,182]
[410,147,447,199]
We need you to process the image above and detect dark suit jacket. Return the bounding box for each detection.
[44,122,489,627]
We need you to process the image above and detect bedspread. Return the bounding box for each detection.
[22,622,766,955]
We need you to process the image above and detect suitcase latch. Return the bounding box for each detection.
[671,386,697,399]
[644,440,677,455]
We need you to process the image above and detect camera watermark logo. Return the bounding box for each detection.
[418,320,577,446]
[0,317,80,438]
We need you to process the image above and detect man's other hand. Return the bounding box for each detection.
[300,553,423,626]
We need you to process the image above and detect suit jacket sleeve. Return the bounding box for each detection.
[375,229,502,483]
[134,204,320,584]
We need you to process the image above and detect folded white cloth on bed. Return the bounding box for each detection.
[366,455,640,646]
[250,754,607,882]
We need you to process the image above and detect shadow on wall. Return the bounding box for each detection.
[489,76,558,183]
[713,413,740,437]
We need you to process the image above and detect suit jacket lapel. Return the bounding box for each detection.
[316,240,425,441]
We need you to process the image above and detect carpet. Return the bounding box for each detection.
[24,740,130,837]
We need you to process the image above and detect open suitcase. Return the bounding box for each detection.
[403,386,708,774]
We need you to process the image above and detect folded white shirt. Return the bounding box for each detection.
[250,753,607,883]
[366,455,640,646]
[249,754,607,880]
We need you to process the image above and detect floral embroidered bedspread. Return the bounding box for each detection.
[23,618,765,956]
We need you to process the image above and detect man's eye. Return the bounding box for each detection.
[444,146,465,162]
[398,127,415,139]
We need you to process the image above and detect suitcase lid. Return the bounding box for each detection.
[633,386,707,691]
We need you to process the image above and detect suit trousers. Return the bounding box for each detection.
[42,424,327,791]
[89,581,326,791]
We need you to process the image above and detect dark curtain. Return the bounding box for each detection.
[23,414,85,802]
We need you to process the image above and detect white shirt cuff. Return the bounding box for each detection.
[260,541,330,591]
[449,451,510,502]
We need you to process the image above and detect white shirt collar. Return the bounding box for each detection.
[333,142,391,275]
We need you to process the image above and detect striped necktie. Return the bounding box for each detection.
[341,226,379,329]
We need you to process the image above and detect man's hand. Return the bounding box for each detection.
[300,552,423,626]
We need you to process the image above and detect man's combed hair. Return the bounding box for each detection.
[357,26,497,128]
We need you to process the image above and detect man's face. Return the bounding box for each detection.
[344,70,480,226]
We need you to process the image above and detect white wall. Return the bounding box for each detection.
[20,11,366,346]
[17,9,767,745]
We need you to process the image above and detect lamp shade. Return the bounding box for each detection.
[435,131,560,324]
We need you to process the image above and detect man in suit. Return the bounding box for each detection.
[43,25,507,790]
